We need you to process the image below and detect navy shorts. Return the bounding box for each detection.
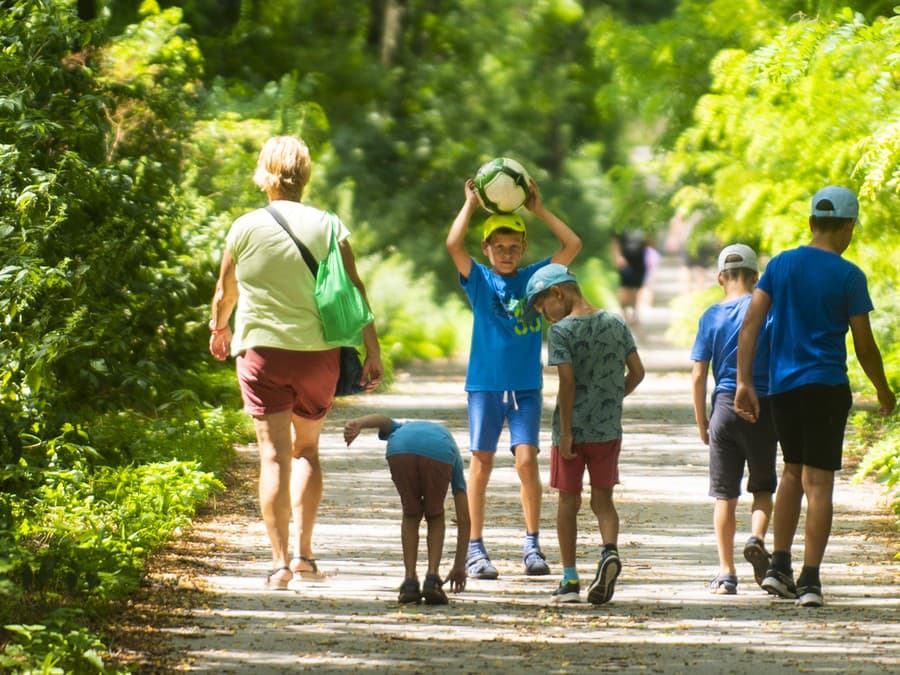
[770,383,852,471]
[708,391,777,499]
[467,390,542,455]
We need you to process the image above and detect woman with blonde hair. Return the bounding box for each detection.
[209,135,383,588]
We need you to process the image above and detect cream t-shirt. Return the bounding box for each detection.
[225,200,350,355]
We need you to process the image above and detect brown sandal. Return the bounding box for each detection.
[265,566,292,590]
[290,556,325,580]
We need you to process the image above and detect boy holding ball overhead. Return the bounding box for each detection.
[446,167,581,579]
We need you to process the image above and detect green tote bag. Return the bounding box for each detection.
[314,213,374,347]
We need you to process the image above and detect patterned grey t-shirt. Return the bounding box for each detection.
[547,310,637,444]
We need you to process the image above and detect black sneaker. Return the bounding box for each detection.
[587,550,621,605]
[796,583,824,607]
[550,579,581,603]
[761,568,797,599]
[743,536,771,587]
[422,573,449,605]
[398,577,421,604]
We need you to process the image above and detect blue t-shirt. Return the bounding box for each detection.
[757,246,872,395]
[547,311,637,444]
[460,257,549,391]
[379,421,467,494]
[691,294,771,397]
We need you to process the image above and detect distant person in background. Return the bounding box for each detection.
[638,241,662,310]
[735,185,895,608]
[209,135,383,589]
[612,229,648,325]
[343,414,470,605]
[665,209,715,290]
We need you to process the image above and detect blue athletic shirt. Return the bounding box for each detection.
[757,246,872,395]
[691,294,771,397]
[460,257,549,392]
[380,421,467,494]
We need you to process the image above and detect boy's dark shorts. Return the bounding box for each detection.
[709,391,777,499]
[388,453,452,518]
[770,383,852,472]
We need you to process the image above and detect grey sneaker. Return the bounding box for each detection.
[524,548,551,576]
[587,549,621,605]
[551,579,581,603]
[796,583,824,607]
[466,550,499,580]
[761,568,797,599]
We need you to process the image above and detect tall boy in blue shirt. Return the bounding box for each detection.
[446,178,581,579]
[735,185,895,608]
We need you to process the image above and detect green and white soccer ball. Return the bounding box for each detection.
[473,157,530,214]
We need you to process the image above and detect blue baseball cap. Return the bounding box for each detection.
[524,263,577,311]
[811,185,859,220]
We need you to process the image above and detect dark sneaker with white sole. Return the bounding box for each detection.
[551,580,581,603]
[796,584,824,607]
[587,549,621,605]
[743,536,771,587]
[761,568,797,599]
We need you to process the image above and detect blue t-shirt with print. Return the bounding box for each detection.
[691,294,771,397]
[380,421,467,494]
[547,311,637,444]
[460,257,549,392]
[757,246,872,395]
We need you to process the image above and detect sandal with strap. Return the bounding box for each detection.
[708,573,738,595]
[265,566,292,590]
[290,556,325,580]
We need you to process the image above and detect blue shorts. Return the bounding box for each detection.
[467,390,542,455]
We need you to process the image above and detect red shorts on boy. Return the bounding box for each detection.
[550,438,622,493]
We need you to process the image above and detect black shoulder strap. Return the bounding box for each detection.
[265,204,318,277]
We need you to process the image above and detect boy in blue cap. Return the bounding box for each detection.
[735,185,895,608]
[446,178,581,579]
[525,263,644,604]
[344,414,470,604]
[691,244,777,595]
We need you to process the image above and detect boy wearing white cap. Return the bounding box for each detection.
[691,244,777,595]
[524,264,645,604]
[734,185,896,607]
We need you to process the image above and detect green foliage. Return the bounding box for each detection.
[1,611,118,674]
[852,413,900,529]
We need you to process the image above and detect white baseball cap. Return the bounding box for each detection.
[717,244,758,272]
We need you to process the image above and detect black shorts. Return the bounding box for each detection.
[388,453,452,518]
[770,383,852,472]
[708,391,778,499]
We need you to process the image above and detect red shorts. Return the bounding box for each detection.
[388,454,452,518]
[550,438,622,494]
[236,347,339,419]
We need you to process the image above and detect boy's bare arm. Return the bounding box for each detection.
[446,179,479,279]
[526,179,582,265]
[624,350,645,396]
[691,360,711,444]
[343,414,393,445]
[446,489,470,593]
[557,362,577,459]
[849,312,897,416]
[734,288,771,422]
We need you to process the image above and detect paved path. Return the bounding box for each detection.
[151,257,898,674]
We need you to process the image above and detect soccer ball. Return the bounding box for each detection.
[473,157,531,214]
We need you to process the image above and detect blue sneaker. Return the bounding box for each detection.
[587,549,621,605]
[466,549,499,580]
[524,547,550,576]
